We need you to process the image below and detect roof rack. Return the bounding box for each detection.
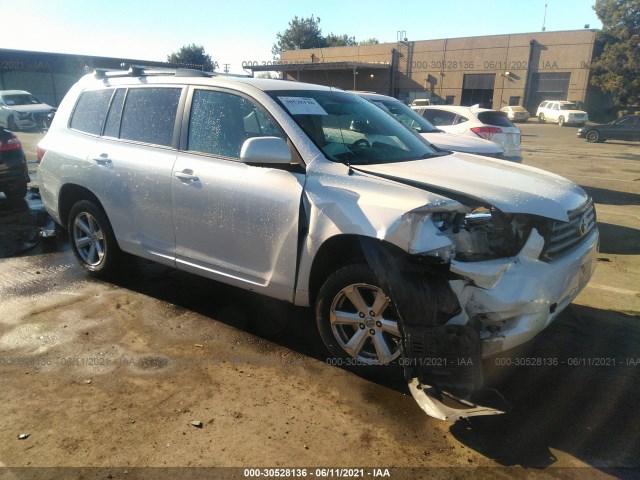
[93,64,214,80]
[92,64,250,80]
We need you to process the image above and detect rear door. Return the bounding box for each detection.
[172,87,304,302]
[88,86,182,264]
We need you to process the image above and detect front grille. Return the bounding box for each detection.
[541,198,596,260]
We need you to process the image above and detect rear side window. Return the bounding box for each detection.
[477,111,515,128]
[70,89,113,135]
[120,88,181,147]
[421,109,457,126]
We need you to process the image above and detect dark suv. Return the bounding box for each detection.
[0,127,29,201]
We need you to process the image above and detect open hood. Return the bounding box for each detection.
[354,153,588,222]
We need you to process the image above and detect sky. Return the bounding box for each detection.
[2,0,602,74]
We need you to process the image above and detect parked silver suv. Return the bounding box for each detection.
[38,68,598,418]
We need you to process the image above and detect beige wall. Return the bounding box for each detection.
[280,30,596,110]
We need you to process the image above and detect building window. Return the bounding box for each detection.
[509,96,521,106]
[445,95,455,105]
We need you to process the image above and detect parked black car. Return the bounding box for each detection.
[0,127,29,200]
[577,115,640,143]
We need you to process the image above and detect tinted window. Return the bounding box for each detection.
[70,89,113,135]
[421,109,457,126]
[103,89,126,138]
[120,88,181,147]
[454,115,469,124]
[188,89,283,158]
[477,111,516,128]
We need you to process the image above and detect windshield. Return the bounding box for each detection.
[1,94,42,106]
[559,103,579,110]
[268,90,437,165]
[369,98,440,134]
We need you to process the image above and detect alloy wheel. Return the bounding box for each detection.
[73,212,105,266]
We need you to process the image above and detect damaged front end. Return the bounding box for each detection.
[357,197,597,421]
[359,237,507,421]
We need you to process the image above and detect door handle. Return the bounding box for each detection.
[93,153,112,165]
[174,170,199,182]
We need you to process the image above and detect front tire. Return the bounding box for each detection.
[316,264,403,375]
[7,115,17,131]
[68,200,121,278]
[586,130,600,143]
[558,116,565,126]
[538,114,546,123]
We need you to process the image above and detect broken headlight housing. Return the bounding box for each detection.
[433,207,537,261]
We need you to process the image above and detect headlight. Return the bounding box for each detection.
[432,208,535,261]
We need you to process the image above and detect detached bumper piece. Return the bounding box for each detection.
[360,238,507,421]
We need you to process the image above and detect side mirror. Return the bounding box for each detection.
[240,136,292,165]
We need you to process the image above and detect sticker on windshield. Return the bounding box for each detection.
[278,97,328,115]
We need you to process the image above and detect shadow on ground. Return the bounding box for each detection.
[451,305,640,473]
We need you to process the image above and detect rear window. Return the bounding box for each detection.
[477,111,515,128]
[119,88,181,147]
[70,89,114,135]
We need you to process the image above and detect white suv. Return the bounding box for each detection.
[536,100,589,126]
[413,105,522,161]
[38,68,598,418]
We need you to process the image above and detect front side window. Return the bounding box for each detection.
[119,88,181,147]
[70,89,113,135]
[268,90,437,165]
[372,99,439,133]
[188,89,284,158]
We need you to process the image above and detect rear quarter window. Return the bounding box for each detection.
[421,109,457,126]
[476,111,515,128]
[70,89,114,135]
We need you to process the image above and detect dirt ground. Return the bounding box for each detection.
[0,123,639,479]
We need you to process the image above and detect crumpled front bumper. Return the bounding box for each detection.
[448,227,599,357]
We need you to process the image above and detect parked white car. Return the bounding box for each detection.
[38,69,597,419]
[0,90,55,131]
[413,105,522,161]
[356,92,505,159]
[500,105,530,123]
[536,100,588,126]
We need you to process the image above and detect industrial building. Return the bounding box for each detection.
[0,48,180,107]
[251,29,606,113]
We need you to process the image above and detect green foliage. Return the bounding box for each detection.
[590,0,640,106]
[272,15,375,58]
[324,33,357,47]
[359,38,380,45]
[272,15,327,57]
[167,44,215,71]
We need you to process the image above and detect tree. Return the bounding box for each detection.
[324,33,357,47]
[167,44,216,71]
[359,38,380,45]
[272,15,327,57]
[272,15,367,58]
[590,0,640,106]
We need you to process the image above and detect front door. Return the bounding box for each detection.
[172,88,304,302]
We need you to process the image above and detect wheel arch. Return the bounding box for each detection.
[58,184,106,230]
[308,234,379,307]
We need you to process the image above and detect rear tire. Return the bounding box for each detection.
[68,200,121,278]
[4,182,27,201]
[558,116,565,126]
